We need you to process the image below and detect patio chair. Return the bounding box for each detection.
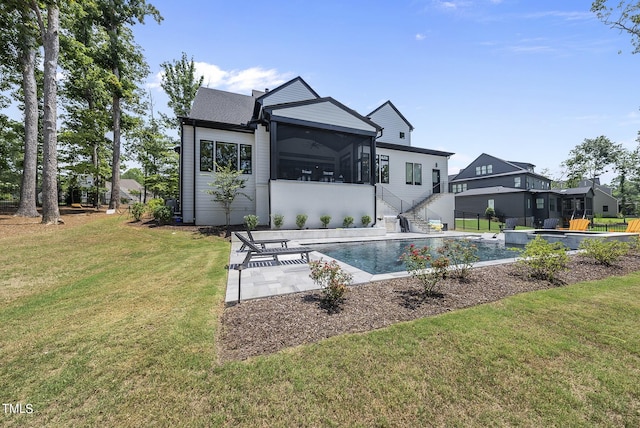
[234,233,312,268]
[500,218,518,232]
[427,219,444,233]
[238,229,290,251]
[625,219,640,233]
[542,218,559,229]
[559,218,590,231]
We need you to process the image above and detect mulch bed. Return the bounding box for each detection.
[219,254,640,362]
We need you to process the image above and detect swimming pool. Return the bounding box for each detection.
[311,237,522,275]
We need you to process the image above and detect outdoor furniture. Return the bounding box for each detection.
[501,218,518,232]
[238,229,290,251]
[234,233,312,268]
[427,219,444,232]
[625,219,640,233]
[542,218,559,229]
[559,218,590,231]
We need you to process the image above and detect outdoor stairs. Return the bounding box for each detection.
[404,193,445,233]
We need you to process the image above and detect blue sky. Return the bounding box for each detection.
[11,0,640,183]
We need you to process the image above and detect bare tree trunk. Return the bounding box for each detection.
[34,3,61,224]
[14,34,40,218]
[109,92,121,210]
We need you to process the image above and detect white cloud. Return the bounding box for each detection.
[415,33,426,41]
[148,62,293,94]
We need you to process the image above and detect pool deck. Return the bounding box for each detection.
[225,231,521,303]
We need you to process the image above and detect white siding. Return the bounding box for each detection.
[181,124,195,223]
[370,103,412,146]
[273,102,377,133]
[192,128,256,225]
[376,147,449,207]
[261,80,317,107]
[270,181,375,230]
[254,125,271,225]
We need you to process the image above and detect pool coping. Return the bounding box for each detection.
[225,231,530,303]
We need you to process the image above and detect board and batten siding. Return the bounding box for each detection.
[189,127,257,226]
[181,124,196,223]
[261,80,317,107]
[272,102,377,133]
[370,104,411,146]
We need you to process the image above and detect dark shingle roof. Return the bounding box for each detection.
[188,87,255,125]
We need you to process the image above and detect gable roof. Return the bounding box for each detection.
[450,153,546,182]
[264,97,382,134]
[255,76,320,105]
[367,100,414,131]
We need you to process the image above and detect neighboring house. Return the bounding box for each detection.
[577,179,619,217]
[105,179,144,204]
[178,76,455,228]
[450,153,595,227]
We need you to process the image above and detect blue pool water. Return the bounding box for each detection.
[311,237,522,275]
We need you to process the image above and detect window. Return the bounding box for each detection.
[603,205,609,212]
[200,140,214,171]
[406,162,422,185]
[527,199,531,209]
[550,198,555,211]
[536,198,544,209]
[376,155,389,183]
[476,164,493,175]
[200,140,252,173]
[514,177,521,188]
[481,165,487,175]
[475,166,481,176]
[399,132,405,139]
[488,199,495,209]
[487,164,493,174]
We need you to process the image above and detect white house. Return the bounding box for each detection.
[178,77,454,229]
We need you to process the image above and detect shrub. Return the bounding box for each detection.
[361,215,372,227]
[400,244,446,296]
[628,235,640,254]
[320,215,331,228]
[147,198,164,215]
[518,236,568,282]
[244,214,259,231]
[296,214,308,229]
[309,259,352,310]
[579,238,629,266]
[273,214,284,229]
[153,205,173,225]
[438,239,479,280]
[343,216,354,228]
[130,202,145,221]
[485,207,495,219]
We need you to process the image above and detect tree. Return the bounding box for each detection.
[612,145,639,214]
[1,1,41,217]
[562,136,619,189]
[160,52,203,130]
[205,164,252,237]
[29,0,61,224]
[592,1,640,54]
[92,0,162,210]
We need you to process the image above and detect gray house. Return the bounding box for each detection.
[451,153,595,227]
[577,179,619,217]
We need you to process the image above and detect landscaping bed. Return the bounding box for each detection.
[219,253,640,362]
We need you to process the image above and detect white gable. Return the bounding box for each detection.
[370,103,412,146]
[261,80,318,107]
[271,101,377,133]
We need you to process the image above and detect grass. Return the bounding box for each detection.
[455,217,531,232]
[2,215,640,426]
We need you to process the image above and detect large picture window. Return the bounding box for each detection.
[200,140,251,173]
[406,162,422,185]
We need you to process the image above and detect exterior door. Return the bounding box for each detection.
[432,169,441,193]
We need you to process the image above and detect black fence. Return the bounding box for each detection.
[0,200,19,214]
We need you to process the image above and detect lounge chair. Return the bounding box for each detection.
[625,219,640,233]
[559,218,590,231]
[234,233,312,268]
[542,218,559,229]
[501,218,518,232]
[238,229,290,251]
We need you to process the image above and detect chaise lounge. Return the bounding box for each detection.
[559,218,590,231]
[238,229,290,251]
[234,233,312,268]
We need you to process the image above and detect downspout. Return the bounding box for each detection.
[371,128,383,228]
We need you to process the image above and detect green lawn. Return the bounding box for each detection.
[2,216,639,426]
[455,217,531,232]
